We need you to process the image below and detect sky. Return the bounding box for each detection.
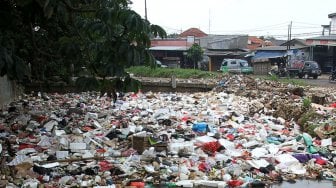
[130,0,336,39]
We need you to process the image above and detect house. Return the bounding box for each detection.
[201,35,249,71]
[179,28,208,38]
[148,28,208,68]
[304,12,336,72]
[149,28,250,71]
[251,46,307,75]
[247,36,273,51]
[251,46,288,75]
[149,39,193,68]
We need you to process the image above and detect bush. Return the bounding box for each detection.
[126,66,219,79]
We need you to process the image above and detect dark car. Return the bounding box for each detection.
[297,61,321,79]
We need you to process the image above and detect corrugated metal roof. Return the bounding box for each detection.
[306,35,336,40]
[251,51,287,62]
[255,46,295,51]
[149,46,189,51]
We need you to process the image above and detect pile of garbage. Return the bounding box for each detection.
[1,75,336,187]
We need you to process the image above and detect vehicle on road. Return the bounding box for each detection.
[287,61,321,79]
[220,59,253,74]
[156,60,168,68]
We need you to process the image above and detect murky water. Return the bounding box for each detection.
[271,180,334,188]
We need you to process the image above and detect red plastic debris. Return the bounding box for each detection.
[99,160,113,171]
[202,141,221,154]
[130,181,145,188]
[18,143,36,150]
[228,180,244,187]
[315,158,327,165]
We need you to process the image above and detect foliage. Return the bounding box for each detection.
[127,66,220,79]
[187,43,203,69]
[167,33,180,38]
[263,75,307,86]
[0,0,166,92]
[302,97,312,109]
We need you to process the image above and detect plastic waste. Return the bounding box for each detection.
[192,122,208,133]
[296,133,318,153]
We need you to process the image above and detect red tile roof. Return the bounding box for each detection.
[179,28,208,38]
[247,36,274,50]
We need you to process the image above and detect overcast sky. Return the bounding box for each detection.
[130,0,336,39]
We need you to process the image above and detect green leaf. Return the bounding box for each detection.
[75,77,100,91]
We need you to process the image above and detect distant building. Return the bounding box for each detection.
[304,12,336,72]
[329,13,336,35]
[247,36,273,51]
[179,28,208,38]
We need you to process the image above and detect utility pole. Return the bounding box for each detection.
[208,9,211,34]
[145,0,148,21]
[289,21,292,50]
[287,21,292,50]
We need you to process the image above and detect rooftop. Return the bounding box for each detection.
[180,28,208,38]
[328,12,336,18]
[306,35,336,41]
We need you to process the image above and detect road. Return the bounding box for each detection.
[282,74,336,88]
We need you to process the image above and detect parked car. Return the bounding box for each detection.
[220,59,253,74]
[156,60,168,68]
[287,61,321,79]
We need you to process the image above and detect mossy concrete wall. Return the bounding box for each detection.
[0,76,22,107]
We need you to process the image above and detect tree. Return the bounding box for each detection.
[0,0,167,92]
[187,43,203,69]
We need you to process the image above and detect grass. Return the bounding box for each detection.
[126,66,221,79]
[255,75,307,86]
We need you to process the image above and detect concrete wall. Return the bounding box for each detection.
[0,76,22,107]
[331,17,336,35]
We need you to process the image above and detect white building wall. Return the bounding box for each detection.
[331,17,336,35]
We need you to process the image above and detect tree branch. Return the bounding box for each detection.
[30,23,61,58]
[62,0,97,12]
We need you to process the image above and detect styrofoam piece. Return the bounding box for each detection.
[247,159,269,169]
[219,138,235,150]
[169,141,194,153]
[242,140,259,148]
[225,149,243,157]
[215,153,231,162]
[269,124,284,131]
[44,120,58,132]
[22,180,39,188]
[41,162,60,168]
[289,163,307,175]
[175,180,193,187]
[193,180,228,188]
[195,135,217,144]
[275,154,299,166]
[16,148,36,155]
[321,138,332,147]
[55,130,66,136]
[70,143,87,150]
[38,135,52,147]
[93,120,102,128]
[7,155,29,166]
[56,151,69,159]
[86,112,98,120]
[82,150,94,158]
[251,147,268,159]
[266,144,280,155]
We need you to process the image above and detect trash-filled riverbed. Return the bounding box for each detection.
[1,75,336,187]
